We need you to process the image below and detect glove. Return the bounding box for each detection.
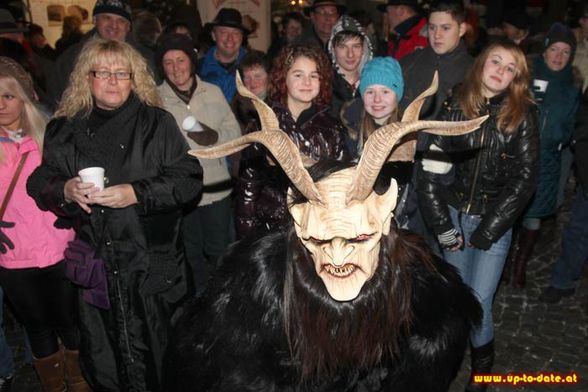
[187,122,219,146]
[0,221,15,254]
[422,144,453,174]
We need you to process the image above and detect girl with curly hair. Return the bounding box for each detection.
[235,44,348,239]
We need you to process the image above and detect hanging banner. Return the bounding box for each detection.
[198,0,270,52]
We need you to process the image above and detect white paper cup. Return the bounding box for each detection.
[78,167,105,190]
[533,79,549,93]
[182,115,204,132]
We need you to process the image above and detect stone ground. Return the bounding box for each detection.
[4,187,587,391]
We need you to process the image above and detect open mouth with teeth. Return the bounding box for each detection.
[323,264,357,278]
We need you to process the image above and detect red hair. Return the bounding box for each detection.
[269,44,333,108]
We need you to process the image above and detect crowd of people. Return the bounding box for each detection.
[0,0,586,391]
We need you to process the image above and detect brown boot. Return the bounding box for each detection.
[64,350,92,392]
[512,228,540,288]
[32,351,66,392]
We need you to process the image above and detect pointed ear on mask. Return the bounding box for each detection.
[374,179,398,236]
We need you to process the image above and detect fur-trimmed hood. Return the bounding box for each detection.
[327,16,373,77]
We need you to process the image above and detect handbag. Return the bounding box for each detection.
[0,151,29,220]
[64,239,110,310]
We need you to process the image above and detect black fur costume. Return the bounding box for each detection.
[166,221,481,391]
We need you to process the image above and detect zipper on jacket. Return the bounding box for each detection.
[465,100,489,214]
[114,271,135,363]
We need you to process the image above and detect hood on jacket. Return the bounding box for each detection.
[327,16,373,78]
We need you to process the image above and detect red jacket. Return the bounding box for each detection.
[387,17,428,60]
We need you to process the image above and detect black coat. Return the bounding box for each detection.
[417,94,539,249]
[400,41,473,122]
[27,94,202,391]
[234,103,348,238]
[575,88,588,196]
[166,230,481,391]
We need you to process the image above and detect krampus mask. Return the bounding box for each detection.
[190,73,486,302]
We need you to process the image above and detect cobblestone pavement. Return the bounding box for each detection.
[5,190,587,391]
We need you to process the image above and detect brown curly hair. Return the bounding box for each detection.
[268,44,333,108]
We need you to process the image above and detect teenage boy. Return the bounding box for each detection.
[400,0,471,120]
[396,0,472,252]
[327,15,373,117]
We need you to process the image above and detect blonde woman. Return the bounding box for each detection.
[27,38,202,391]
[418,40,539,392]
[0,57,88,391]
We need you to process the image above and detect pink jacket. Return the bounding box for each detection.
[0,135,74,269]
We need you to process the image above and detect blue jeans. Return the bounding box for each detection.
[551,187,588,290]
[0,288,15,377]
[443,207,512,348]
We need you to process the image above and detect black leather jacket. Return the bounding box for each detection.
[417,94,539,249]
[235,103,348,239]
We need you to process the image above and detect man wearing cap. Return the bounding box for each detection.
[0,9,27,44]
[198,8,250,103]
[378,0,428,60]
[48,0,155,106]
[296,0,346,52]
[502,8,537,54]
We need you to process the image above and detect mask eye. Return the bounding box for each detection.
[308,237,330,245]
[349,234,372,243]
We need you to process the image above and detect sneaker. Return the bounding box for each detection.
[539,286,575,304]
[0,375,13,392]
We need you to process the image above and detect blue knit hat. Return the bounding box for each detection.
[359,57,404,100]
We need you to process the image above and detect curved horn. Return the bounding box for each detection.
[189,130,322,203]
[401,71,439,122]
[236,72,280,130]
[347,116,488,202]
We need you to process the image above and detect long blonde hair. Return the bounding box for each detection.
[0,75,47,163]
[56,38,162,118]
[357,107,399,154]
[458,40,533,134]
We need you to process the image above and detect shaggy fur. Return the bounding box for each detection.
[165,228,481,391]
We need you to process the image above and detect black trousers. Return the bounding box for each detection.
[0,261,80,358]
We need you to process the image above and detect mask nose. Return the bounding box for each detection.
[323,237,354,267]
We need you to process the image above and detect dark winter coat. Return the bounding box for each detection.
[234,103,348,238]
[399,41,474,236]
[26,93,202,391]
[330,72,358,119]
[198,46,247,103]
[166,229,481,391]
[524,56,580,218]
[418,94,539,250]
[400,41,473,123]
[295,26,328,53]
[575,88,588,196]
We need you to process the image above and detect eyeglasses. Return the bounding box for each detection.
[90,70,133,80]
